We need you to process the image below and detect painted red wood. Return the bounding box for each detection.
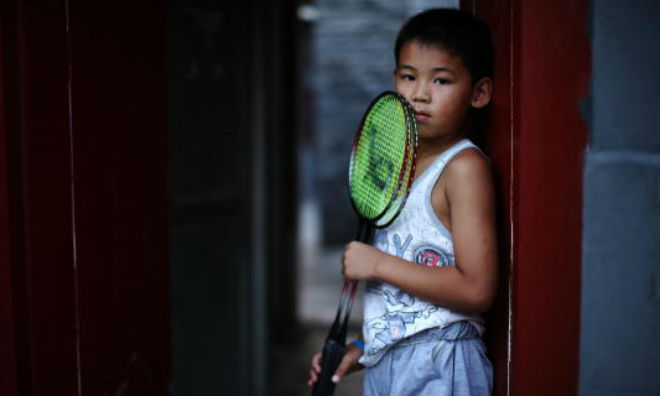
[2,1,79,394]
[0,99,18,396]
[462,1,515,394]
[0,2,19,392]
[69,1,170,394]
[464,0,589,394]
[0,1,170,394]
[514,1,588,394]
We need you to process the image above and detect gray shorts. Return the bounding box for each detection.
[363,321,493,396]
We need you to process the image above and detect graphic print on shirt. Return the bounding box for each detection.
[413,244,452,267]
[366,233,457,356]
[366,231,425,355]
[383,289,414,307]
[393,233,412,257]
[360,140,485,367]
[365,305,439,356]
[373,230,390,253]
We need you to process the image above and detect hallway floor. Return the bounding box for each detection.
[270,245,365,395]
[271,324,364,396]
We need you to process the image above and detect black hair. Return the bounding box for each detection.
[394,8,493,82]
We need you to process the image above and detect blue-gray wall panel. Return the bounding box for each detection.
[591,0,660,152]
[580,1,660,395]
[309,0,457,243]
[581,157,660,395]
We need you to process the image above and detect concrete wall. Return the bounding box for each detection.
[167,2,297,393]
[305,0,457,244]
[580,1,660,394]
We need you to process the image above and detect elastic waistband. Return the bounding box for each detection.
[394,321,479,348]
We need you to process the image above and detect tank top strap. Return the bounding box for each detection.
[420,139,480,188]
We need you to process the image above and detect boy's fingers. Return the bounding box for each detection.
[312,352,322,373]
[332,353,355,383]
[308,369,317,386]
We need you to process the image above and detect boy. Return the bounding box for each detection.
[309,8,497,396]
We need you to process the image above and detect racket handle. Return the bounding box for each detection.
[311,338,347,396]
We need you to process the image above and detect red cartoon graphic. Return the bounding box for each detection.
[414,246,450,267]
[419,250,441,266]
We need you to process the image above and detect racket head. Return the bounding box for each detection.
[348,91,417,225]
[373,98,418,228]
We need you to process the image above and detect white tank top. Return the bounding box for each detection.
[359,139,486,367]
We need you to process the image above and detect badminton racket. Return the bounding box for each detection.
[312,91,418,396]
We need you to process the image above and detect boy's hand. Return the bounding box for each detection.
[307,344,363,387]
[342,241,385,280]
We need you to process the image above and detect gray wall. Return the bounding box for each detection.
[303,0,457,245]
[580,1,660,395]
[167,3,256,393]
[167,1,297,394]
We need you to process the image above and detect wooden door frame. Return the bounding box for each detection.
[0,1,171,394]
[463,1,590,394]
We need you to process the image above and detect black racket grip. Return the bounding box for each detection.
[311,338,347,396]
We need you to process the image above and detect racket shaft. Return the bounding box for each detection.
[328,221,364,340]
[339,281,358,340]
[311,338,347,396]
[328,280,349,339]
[313,224,371,396]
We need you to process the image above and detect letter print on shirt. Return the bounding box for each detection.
[393,233,412,257]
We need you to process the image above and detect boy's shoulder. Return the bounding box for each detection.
[430,145,493,227]
[442,147,492,192]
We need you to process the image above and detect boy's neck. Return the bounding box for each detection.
[417,133,466,159]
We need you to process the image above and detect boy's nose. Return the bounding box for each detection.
[412,83,431,103]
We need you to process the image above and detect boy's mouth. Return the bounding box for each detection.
[414,111,431,121]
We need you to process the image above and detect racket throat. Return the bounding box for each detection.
[355,220,373,242]
[325,221,372,344]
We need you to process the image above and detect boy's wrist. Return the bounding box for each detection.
[366,245,384,280]
[349,339,364,352]
[373,252,393,280]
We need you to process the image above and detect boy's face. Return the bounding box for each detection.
[394,40,484,142]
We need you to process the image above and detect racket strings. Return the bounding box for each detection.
[373,109,417,227]
[350,96,409,221]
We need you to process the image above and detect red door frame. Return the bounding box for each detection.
[0,1,79,393]
[0,1,170,394]
[463,1,590,395]
[0,3,19,390]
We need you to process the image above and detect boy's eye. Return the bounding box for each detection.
[434,78,450,85]
[400,74,415,81]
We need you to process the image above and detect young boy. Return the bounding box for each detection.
[308,8,497,396]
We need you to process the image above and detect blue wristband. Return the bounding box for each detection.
[350,339,364,352]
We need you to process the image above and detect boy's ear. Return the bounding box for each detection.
[471,77,493,109]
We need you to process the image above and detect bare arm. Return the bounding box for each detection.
[342,150,498,312]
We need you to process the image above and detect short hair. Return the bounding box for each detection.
[394,8,493,82]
